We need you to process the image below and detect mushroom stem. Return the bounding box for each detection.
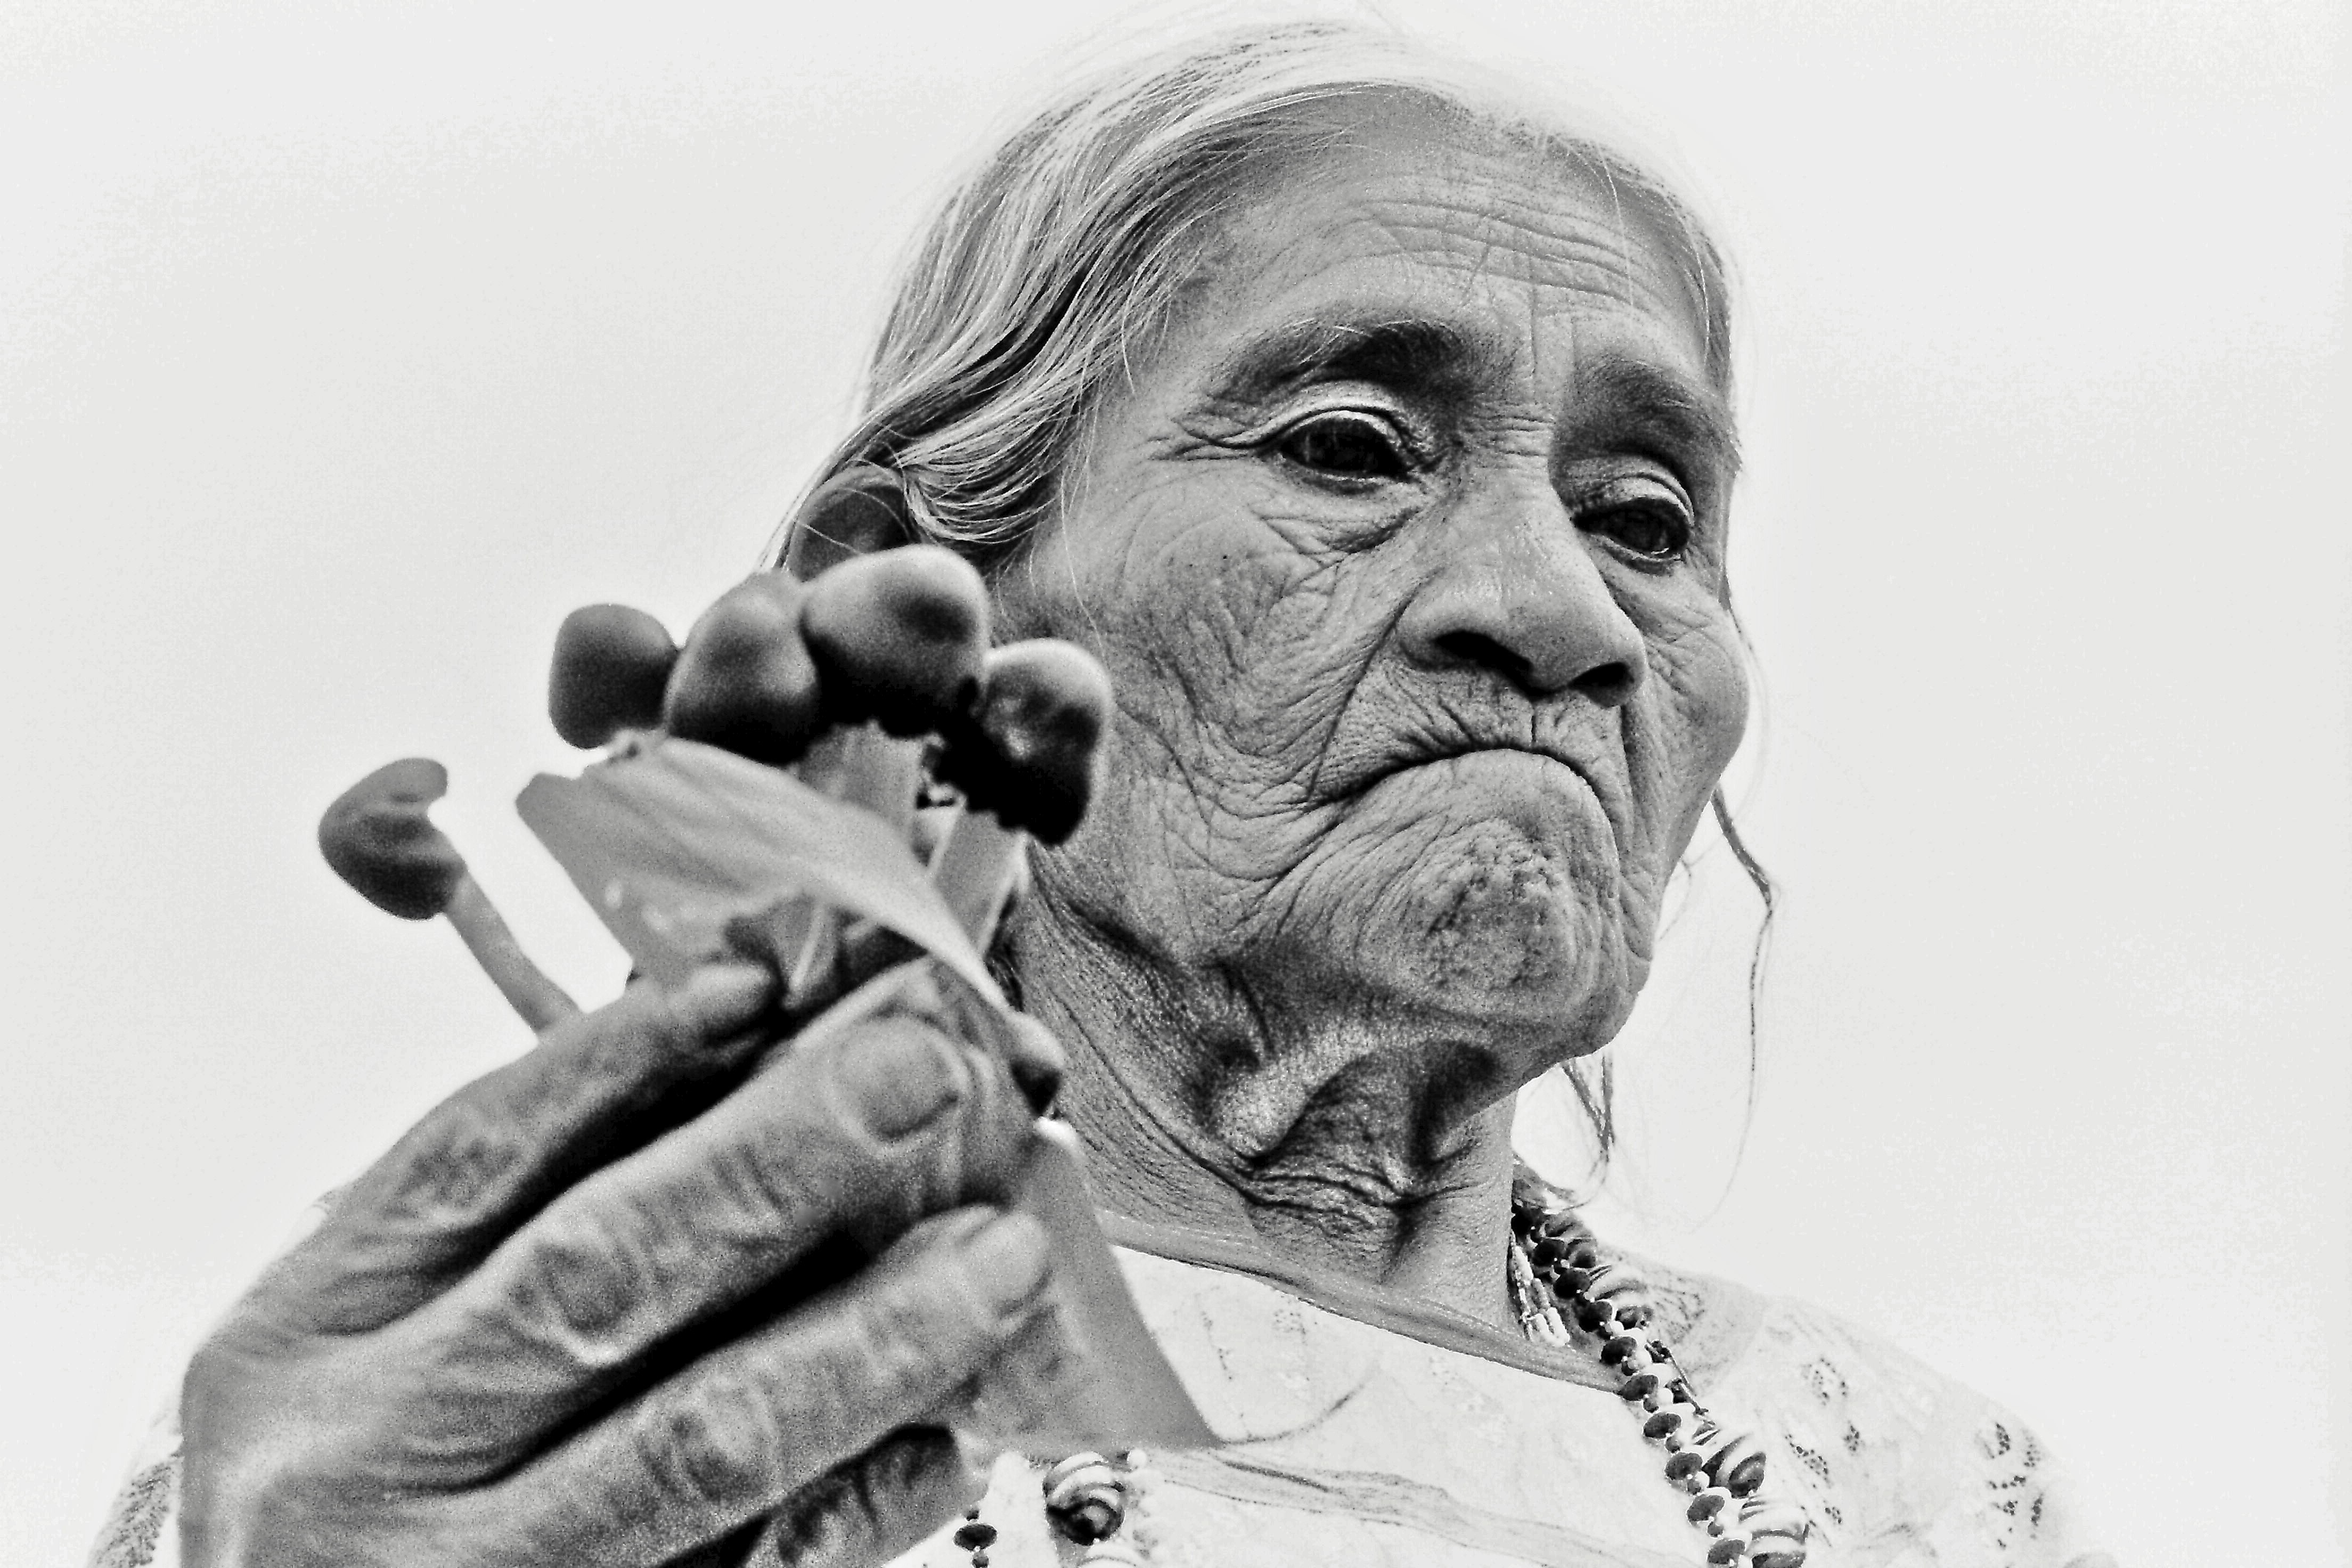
[440,873,580,1031]
[801,723,921,839]
[928,807,1026,947]
[320,756,579,1035]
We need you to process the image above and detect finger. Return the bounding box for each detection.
[390,968,1038,1453]
[272,962,779,1333]
[460,1207,1048,1567]
[746,1428,980,1568]
[1000,1011,1066,1113]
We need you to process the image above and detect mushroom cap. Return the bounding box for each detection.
[938,639,1113,844]
[801,546,991,738]
[317,757,466,920]
[663,572,824,765]
[549,603,677,748]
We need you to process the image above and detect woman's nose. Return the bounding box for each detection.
[1396,494,1646,706]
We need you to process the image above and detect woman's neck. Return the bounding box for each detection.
[1013,904,1526,1332]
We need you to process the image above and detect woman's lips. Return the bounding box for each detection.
[1329,744,1611,829]
[1376,742,1597,793]
[1367,733,1629,828]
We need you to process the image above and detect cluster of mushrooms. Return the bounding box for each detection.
[319,536,1112,1069]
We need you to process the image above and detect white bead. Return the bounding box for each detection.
[1043,1453,1108,1489]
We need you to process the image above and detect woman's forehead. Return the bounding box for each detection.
[1172,126,1714,397]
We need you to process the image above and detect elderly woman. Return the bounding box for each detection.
[93,22,2108,1568]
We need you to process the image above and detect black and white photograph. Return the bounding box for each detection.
[5,3,2343,1565]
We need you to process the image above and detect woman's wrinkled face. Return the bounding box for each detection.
[1001,117,1749,1098]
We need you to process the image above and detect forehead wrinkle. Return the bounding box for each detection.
[1158,141,1721,470]
[1337,194,1664,298]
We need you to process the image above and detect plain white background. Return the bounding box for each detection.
[2,2,2343,1563]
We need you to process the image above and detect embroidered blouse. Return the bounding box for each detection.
[88,1206,2111,1568]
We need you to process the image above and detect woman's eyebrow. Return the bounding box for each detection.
[1205,316,1489,404]
[1576,354,1742,480]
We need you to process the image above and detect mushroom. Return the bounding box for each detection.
[318,757,578,1031]
[548,603,677,749]
[801,545,991,738]
[927,639,1114,945]
[662,573,825,766]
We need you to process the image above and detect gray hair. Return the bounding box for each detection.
[768,18,1736,569]
[777,19,1761,1177]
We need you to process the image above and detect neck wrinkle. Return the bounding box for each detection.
[1010,884,1526,1332]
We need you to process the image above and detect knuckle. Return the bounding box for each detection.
[510,1216,647,1367]
[828,1015,966,1141]
[838,1288,957,1416]
[638,1372,781,1515]
[381,1099,525,1230]
[765,1433,969,1568]
[699,1123,828,1237]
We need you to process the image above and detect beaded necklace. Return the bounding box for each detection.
[954,1165,1814,1567]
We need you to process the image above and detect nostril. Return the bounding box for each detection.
[1432,630,1533,687]
[1573,661,1639,707]
[1432,628,1637,704]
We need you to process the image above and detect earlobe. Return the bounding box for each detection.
[783,462,919,578]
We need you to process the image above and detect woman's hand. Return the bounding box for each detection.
[179,958,1066,1567]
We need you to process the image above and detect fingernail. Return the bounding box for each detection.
[674,961,777,1035]
[1003,1014,1067,1113]
[837,1020,965,1137]
[961,1211,1050,1316]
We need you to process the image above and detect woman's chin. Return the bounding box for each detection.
[1417,903,1639,1046]
[1322,833,1647,1051]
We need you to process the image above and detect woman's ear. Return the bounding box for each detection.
[783,463,918,578]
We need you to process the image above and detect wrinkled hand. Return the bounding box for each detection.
[180,959,1069,1568]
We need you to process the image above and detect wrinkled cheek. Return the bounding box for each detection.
[1632,620,1751,869]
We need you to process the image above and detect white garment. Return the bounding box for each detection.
[89,1224,2107,1568]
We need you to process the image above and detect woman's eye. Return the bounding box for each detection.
[1579,487,1693,562]
[1275,413,1412,481]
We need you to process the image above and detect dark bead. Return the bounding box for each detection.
[1645,1404,1701,1446]
[1618,1366,1671,1403]
[970,1554,989,1568]
[1701,1432,1766,1495]
[953,1523,998,1549]
[1068,1498,1121,1542]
